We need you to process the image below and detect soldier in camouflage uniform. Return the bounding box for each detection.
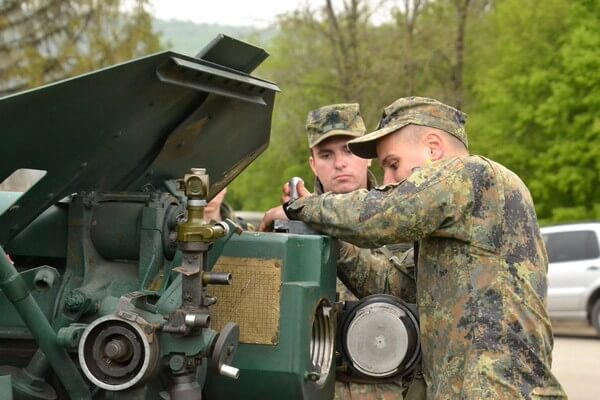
[263,97,567,399]
[274,103,422,399]
[305,103,416,304]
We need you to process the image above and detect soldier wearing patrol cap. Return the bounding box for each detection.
[305,103,372,197]
[304,103,417,300]
[264,96,567,399]
[299,103,422,399]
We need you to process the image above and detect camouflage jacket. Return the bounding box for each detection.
[288,156,566,399]
[313,173,416,302]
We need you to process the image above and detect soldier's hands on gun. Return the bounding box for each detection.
[259,177,311,232]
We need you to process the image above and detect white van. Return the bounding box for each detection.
[541,222,600,335]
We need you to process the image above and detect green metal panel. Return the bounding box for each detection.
[0,374,13,400]
[196,34,269,73]
[0,49,278,245]
[2,198,68,259]
[0,35,347,399]
[204,231,338,400]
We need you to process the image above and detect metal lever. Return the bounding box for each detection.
[219,364,240,379]
[289,177,302,201]
[203,272,232,285]
[212,322,240,380]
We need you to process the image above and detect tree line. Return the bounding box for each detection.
[1,0,598,224]
[229,0,600,224]
[0,0,160,96]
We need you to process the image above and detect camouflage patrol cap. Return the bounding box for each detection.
[306,103,367,148]
[348,97,468,159]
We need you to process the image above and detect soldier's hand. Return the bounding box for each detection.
[259,205,287,232]
[281,179,311,204]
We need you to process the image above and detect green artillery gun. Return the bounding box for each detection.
[0,36,338,399]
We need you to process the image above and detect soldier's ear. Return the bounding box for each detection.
[423,131,443,161]
[309,156,318,176]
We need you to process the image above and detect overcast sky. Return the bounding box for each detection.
[148,0,397,27]
[149,0,305,27]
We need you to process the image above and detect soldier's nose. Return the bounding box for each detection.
[334,157,347,169]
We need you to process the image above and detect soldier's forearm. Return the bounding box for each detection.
[336,242,417,302]
[287,191,404,248]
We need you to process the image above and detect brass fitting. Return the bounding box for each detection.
[177,168,228,243]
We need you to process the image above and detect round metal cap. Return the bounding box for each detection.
[345,302,409,377]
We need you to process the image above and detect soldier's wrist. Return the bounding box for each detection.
[282,200,296,220]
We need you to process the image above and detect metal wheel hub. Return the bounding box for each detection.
[79,316,157,391]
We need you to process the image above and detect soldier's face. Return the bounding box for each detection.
[377,130,431,184]
[309,136,370,194]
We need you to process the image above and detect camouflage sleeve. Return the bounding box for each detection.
[337,241,417,302]
[286,158,469,248]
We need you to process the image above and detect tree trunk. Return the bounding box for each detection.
[453,0,471,108]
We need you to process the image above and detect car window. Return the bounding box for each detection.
[543,230,600,263]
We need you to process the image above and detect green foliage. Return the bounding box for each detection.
[3,0,596,223]
[230,0,598,224]
[0,0,162,96]
[469,0,600,222]
[229,7,376,210]
[229,0,485,211]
